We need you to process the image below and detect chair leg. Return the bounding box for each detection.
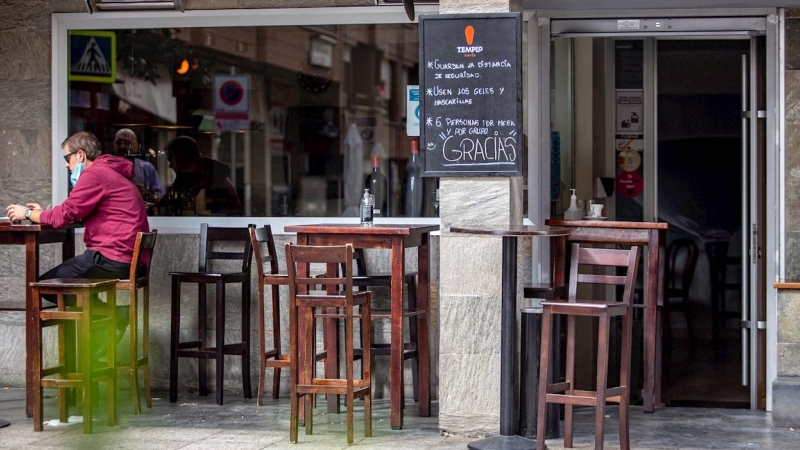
[107,290,117,427]
[272,284,283,400]
[346,305,355,446]
[33,287,44,432]
[289,285,299,443]
[682,292,695,347]
[57,313,68,424]
[564,314,577,448]
[80,303,93,434]
[130,290,142,415]
[199,283,208,397]
[595,312,611,450]
[619,312,633,450]
[170,278,181,403]
[304,306,315,436]
[407,277,419,403]
[142,285,153,409]
[257,283,267,406]
[363,300,373,438]
[241,280,252,399]
[536,307,554,450]
[215,282,225,405]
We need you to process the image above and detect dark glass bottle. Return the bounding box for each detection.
[366,153,389,217]
[405,140,423,217]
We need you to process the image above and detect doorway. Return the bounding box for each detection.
[539,16,773,410]
[656,38,754,408]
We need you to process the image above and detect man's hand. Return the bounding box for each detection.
[6,203,43,222]
[6,204,28,222]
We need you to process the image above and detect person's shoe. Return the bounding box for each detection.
[115,305,130,345]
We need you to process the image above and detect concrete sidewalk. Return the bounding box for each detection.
[1,387,799,449]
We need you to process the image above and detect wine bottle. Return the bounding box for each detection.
[405,140,423,217]
[366,153,388,217]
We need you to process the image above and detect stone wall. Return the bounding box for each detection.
[0,0,56,387]
[774,7,800,429]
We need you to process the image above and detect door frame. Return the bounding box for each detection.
[526,8,782,411]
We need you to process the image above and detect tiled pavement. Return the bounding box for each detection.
[1,387,799,449]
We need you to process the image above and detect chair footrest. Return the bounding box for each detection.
[297,380,370,395]
[544,386,627,406]
[543,300,628,316]
[371,308,425,319]
[177,343,247,359]
[524,283,567,300]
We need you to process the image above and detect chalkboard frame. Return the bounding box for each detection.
[419,13,523,178]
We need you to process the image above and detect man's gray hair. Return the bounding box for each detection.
[61,131,102,160]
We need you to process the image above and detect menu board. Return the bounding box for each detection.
[419,13,522,177]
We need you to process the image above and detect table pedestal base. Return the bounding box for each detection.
[0,419,10,428]
[468,434,542,450]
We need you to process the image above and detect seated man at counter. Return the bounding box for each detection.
[112,128,165,203]
[163,135,243,216]
[6,131,151,342]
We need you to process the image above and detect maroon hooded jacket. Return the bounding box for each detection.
[39,154,150,264]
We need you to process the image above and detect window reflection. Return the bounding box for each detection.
[67,24,437,217]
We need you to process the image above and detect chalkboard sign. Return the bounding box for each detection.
[419,13,522,177]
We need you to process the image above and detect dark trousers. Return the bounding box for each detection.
[40,250,130,304]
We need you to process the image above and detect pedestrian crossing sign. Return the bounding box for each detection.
[69,31,116,83]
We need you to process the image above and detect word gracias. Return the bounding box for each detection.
[440,131,517,164]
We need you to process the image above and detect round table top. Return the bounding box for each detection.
[449,225,570,237]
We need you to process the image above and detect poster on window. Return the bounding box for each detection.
[615,89,643,133]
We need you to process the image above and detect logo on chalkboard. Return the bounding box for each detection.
[457,25,483,55]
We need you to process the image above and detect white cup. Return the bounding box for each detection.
[590,203,604,217]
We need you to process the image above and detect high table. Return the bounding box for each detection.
[0,222,77,418]
[284,223,438,430]
[450,225,569,450]
[545,219,668,413]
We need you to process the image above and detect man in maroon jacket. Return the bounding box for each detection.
[6,131,150,340]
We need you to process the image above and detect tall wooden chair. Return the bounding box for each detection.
[30,278,118,434]
[537,244,641,450]
[250,225,328,404]
[170,223,254,405]
[286,243,372,445]
[664,238,698,344]
[116,230,157,415]
[348,249,423,402]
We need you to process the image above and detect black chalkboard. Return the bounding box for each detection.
[419,13,522,177]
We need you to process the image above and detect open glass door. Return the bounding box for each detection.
[741,36,768,409]
[538,15,773,410]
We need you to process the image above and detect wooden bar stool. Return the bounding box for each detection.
[348,249,423,403]
[115,230,157,414]
[250,225,327,404]
[170,223,254,405]
[537,244,641,450]
[30,278,118,434]
[286,243,372,445]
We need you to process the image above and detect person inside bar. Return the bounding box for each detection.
[163,135,243,216]
[5,130,150,344]
[111,128,165,204]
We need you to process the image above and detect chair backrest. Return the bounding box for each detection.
[567,243,641,304]
[128,230,158,282]
[666,238,699,294]
[249,225,279,279]
[285,243,355,301]
[199,223,255,274]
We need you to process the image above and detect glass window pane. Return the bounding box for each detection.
[67,24,435,218]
